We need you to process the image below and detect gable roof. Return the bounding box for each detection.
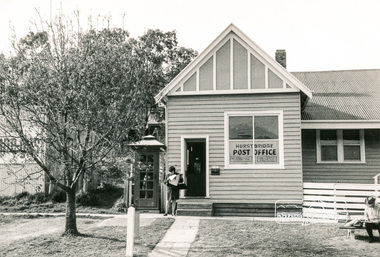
[293,69,380,122]
[155,24,312,103]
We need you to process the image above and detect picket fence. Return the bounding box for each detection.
[0,164,44,196]
[303,182,380,221]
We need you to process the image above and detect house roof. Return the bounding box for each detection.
[292,69,380,121]
[128,135,165,148]
[155,24,313,103]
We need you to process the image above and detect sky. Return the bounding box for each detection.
[0,0,379,72]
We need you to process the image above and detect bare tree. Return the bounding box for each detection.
[0,11,196,235]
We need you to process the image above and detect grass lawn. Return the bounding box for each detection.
[188,219,380,257]
[0,215,174,257]
[0,185,125,215]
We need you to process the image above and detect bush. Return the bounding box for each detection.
[98,166,124,185]
[50,190,66,203]
[97,183,120,193]
[116,202,127,213]
[76,191,100,206]
[29,192,48,204]
[0,195,11,204]
[15,191,30,201]
[0,192,47,206]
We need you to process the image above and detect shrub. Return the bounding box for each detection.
[0,195,11,204]
[15,191,30,201]
[76,191,100,206]
[116,202,127,213]
[50,190,66,203]
[98,183,120,193]
[98,166,124,185]
[29,192,48,204]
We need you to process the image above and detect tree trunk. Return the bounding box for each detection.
[64,187,79,235]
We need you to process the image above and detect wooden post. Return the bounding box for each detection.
[374,173,380,198]
[333,184,337,218]
[128,180,133,207]
[348,229,355,240]
[126,206,135,257]
[125,159,133,207]
[123,181,128,207]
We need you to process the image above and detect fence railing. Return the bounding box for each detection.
[303,182,380,220]
[374,173,380,197]
[0,163,44,196]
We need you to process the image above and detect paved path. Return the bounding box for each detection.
[148,216,200,257]
[147,215,273,256]
[97,214,156,227]
[96,213,201,256]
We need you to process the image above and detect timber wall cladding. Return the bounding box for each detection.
[302,129,380,184]
[0,163,44,196]
[167,93,303,203]
[179,36,291,93]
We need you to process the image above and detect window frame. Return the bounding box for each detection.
[316,129,365,163]
[0,137,26,153]
[224,110,284,169]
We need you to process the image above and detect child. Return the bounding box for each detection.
[163,166,183,216]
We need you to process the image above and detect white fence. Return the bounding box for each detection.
[303,182,380,221]
[0,164,45,196]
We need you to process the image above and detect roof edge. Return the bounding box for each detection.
[292,68,380,74]
[302,120,380,129]
[155,24,236,103]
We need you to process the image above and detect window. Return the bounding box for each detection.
[317,129,365,163]
[319,130,338,161]
[225,111,283,169]
[0,138,25,152]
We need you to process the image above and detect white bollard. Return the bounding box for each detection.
[128,180,133,206]
[126,206,135,257]
[134,210,140,238]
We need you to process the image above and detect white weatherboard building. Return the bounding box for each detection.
[155,24,380,217]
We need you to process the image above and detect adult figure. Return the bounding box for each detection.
[364,196,380,243]
[163,166,183,216]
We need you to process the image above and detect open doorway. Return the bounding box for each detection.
[184,139,207,197]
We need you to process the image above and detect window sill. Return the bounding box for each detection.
[224,164,285,170]
[316,161,366,165]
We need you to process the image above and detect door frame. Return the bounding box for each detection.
[181,135,209,198]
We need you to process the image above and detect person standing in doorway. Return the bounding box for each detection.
[163,166,182,216]
[364,196,380,243]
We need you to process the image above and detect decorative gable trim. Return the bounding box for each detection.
[155,24,312,103]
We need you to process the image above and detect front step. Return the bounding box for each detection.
[176,199,213,216]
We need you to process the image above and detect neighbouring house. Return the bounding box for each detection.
[0,119,102,197]
[295,69,380,184]
[0,141,44,197]
[155,24,380,217]
[0,115,46,196]
[0,106,165,198]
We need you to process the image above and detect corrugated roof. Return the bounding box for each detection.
[292,69,380,120]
